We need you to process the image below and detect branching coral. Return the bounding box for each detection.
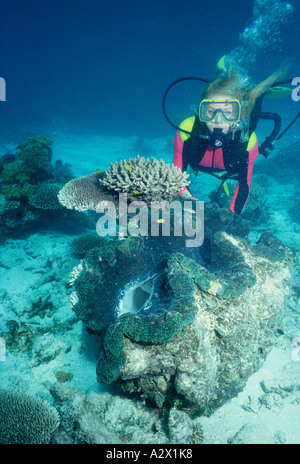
[100,156,190,203]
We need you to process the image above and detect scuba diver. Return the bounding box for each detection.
[169,60,289,215]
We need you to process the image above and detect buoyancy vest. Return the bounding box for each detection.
[182,115,250,174]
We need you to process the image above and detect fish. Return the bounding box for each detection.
[156,218,165,224]
[132,190,140,195]
[96,169,102,173]
[124,164,133,171]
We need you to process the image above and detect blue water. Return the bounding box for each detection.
[0,0,300,445]
[0,0,299,141]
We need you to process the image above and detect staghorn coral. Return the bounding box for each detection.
[0,136,53,200]
[53,159,74,184]
[99,156,190,203]
[0,388,59,444]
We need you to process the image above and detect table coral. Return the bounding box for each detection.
[0,388,59,444]
[58,156,190,211]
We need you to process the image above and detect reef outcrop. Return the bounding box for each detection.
[68,226,293,413]
[63,156,293,415]
[102,232,293,413]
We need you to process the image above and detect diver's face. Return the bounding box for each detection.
[204,95,235,134]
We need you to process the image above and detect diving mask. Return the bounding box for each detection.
[199,99,241,123]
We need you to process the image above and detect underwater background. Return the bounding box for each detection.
[0,0,300,445]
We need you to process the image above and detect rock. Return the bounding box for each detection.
[168,408,193,444]
[50,384,167,444]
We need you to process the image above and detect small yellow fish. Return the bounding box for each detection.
[129,196,137,201]
[132,190,140,195]
[96,169,102,173]
[124,164,132,171]
[156,218,165,224]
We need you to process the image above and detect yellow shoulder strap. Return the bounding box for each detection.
[179,116,195,141]
[246,132,257,152]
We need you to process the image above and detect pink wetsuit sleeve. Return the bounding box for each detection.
[230,138,259,214]
[173,131,196,199]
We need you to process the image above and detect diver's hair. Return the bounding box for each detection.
[246,64,288,115]
[201,64,288,118]
[201,69,251,105]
